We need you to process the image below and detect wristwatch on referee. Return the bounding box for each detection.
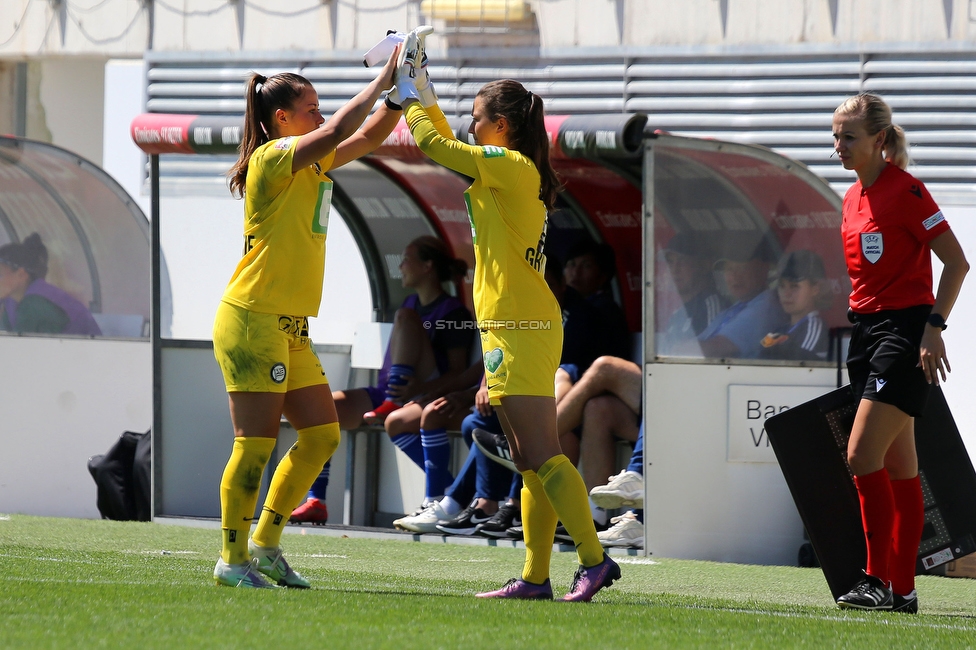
[927,313,948,330]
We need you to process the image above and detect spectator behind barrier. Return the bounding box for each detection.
[290,236,474,525]
[697,236,787,359]
[0,233,101,336]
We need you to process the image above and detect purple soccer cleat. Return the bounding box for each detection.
[476,577,553,600]
[562,553,621,602]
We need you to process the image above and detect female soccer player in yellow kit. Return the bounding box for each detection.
[211,48,400,588]
[395,32,620,601]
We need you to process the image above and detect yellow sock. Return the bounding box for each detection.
[220,436,276,564]
[520,470,557,585]
[538,454,605,567]
[251,422,340,549]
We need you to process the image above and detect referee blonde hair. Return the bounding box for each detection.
[834,92,910,171]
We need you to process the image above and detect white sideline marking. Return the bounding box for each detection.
[304,554,348,559]
[0,515,11,520]
[428,558,492,563]
[617,558,659,565]
[144,550,200,555]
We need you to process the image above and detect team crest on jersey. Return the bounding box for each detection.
[270,363,286,384]
[274,136,295,150]
[484,347,504,373]
[861,232,883,264]
[482,145,506,158]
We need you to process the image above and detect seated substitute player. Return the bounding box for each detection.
[291,236,474,524]
[656,231,728,356]
[759,249,830,362]
[0,233,101,336]
[697,237,788,360]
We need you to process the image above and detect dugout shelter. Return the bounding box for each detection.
[133,107,851,565]
[0,135,172,519]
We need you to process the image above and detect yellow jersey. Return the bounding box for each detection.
[222,135,337,316]
[405,102,560,328]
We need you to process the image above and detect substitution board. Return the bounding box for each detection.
[765,385,976,600]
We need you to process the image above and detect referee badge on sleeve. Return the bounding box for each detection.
[861,232,883,264]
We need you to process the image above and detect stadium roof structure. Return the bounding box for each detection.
[0,136,170,338]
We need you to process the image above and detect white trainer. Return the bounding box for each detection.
[588,470,644,510]
[248,539,311,588]
[213,557,277,588]
[597,511,644,549]
[393,500,451,533]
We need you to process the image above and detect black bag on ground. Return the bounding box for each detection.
[88,430,151,521]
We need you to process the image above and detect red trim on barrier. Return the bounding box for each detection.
[130,114,196,154]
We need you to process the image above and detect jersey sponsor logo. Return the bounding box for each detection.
[270,362,287,384]
[909,184,923,198]
[481,145,506,158]
[312,181,333,235]
[922,210,945,231]
[876,378,886,392]
[861,232,883,264]
[274,136,295,150]
[484,347,504,373]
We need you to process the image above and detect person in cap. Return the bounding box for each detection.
[697,236,787,359]
[0,233,100,336]
[759,249,830,361]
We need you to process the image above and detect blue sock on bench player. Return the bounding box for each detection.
[421,427,454,499]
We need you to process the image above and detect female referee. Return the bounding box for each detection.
[395,29,619,601]
[832,92,968,613]
[212,48,400,588]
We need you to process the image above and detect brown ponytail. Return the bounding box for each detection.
[410,235,468,283]
[477,79,562,211]
[228,72,311,198]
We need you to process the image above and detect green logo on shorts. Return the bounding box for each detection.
[484,348,504,373]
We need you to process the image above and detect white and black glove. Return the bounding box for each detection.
[394,25,437,107]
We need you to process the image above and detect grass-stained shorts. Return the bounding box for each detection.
[213,301,329,393]
[480,325,562,405]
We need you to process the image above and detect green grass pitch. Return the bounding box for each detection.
[2,514,975,649]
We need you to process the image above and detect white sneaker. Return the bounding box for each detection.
[248,539,311,588]
[597,511,644,549]
[393,501,451,533]
[213,557,277,588]
[589,470,644,510]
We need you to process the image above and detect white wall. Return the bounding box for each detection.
[0,336,151,519]
[931,202,976,459]
[39,58,106,166]
[644,363,839,565]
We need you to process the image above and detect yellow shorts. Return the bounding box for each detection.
[480,327,562,405]
[213,301,329,393]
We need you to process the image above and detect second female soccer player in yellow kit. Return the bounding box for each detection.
[211,48,401,588]
[396,32,620,601]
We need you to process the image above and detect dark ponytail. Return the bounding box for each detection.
[0,232,49,281]
[477,79,562,211]
[410,236,468,283]
[228,72,311,198]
